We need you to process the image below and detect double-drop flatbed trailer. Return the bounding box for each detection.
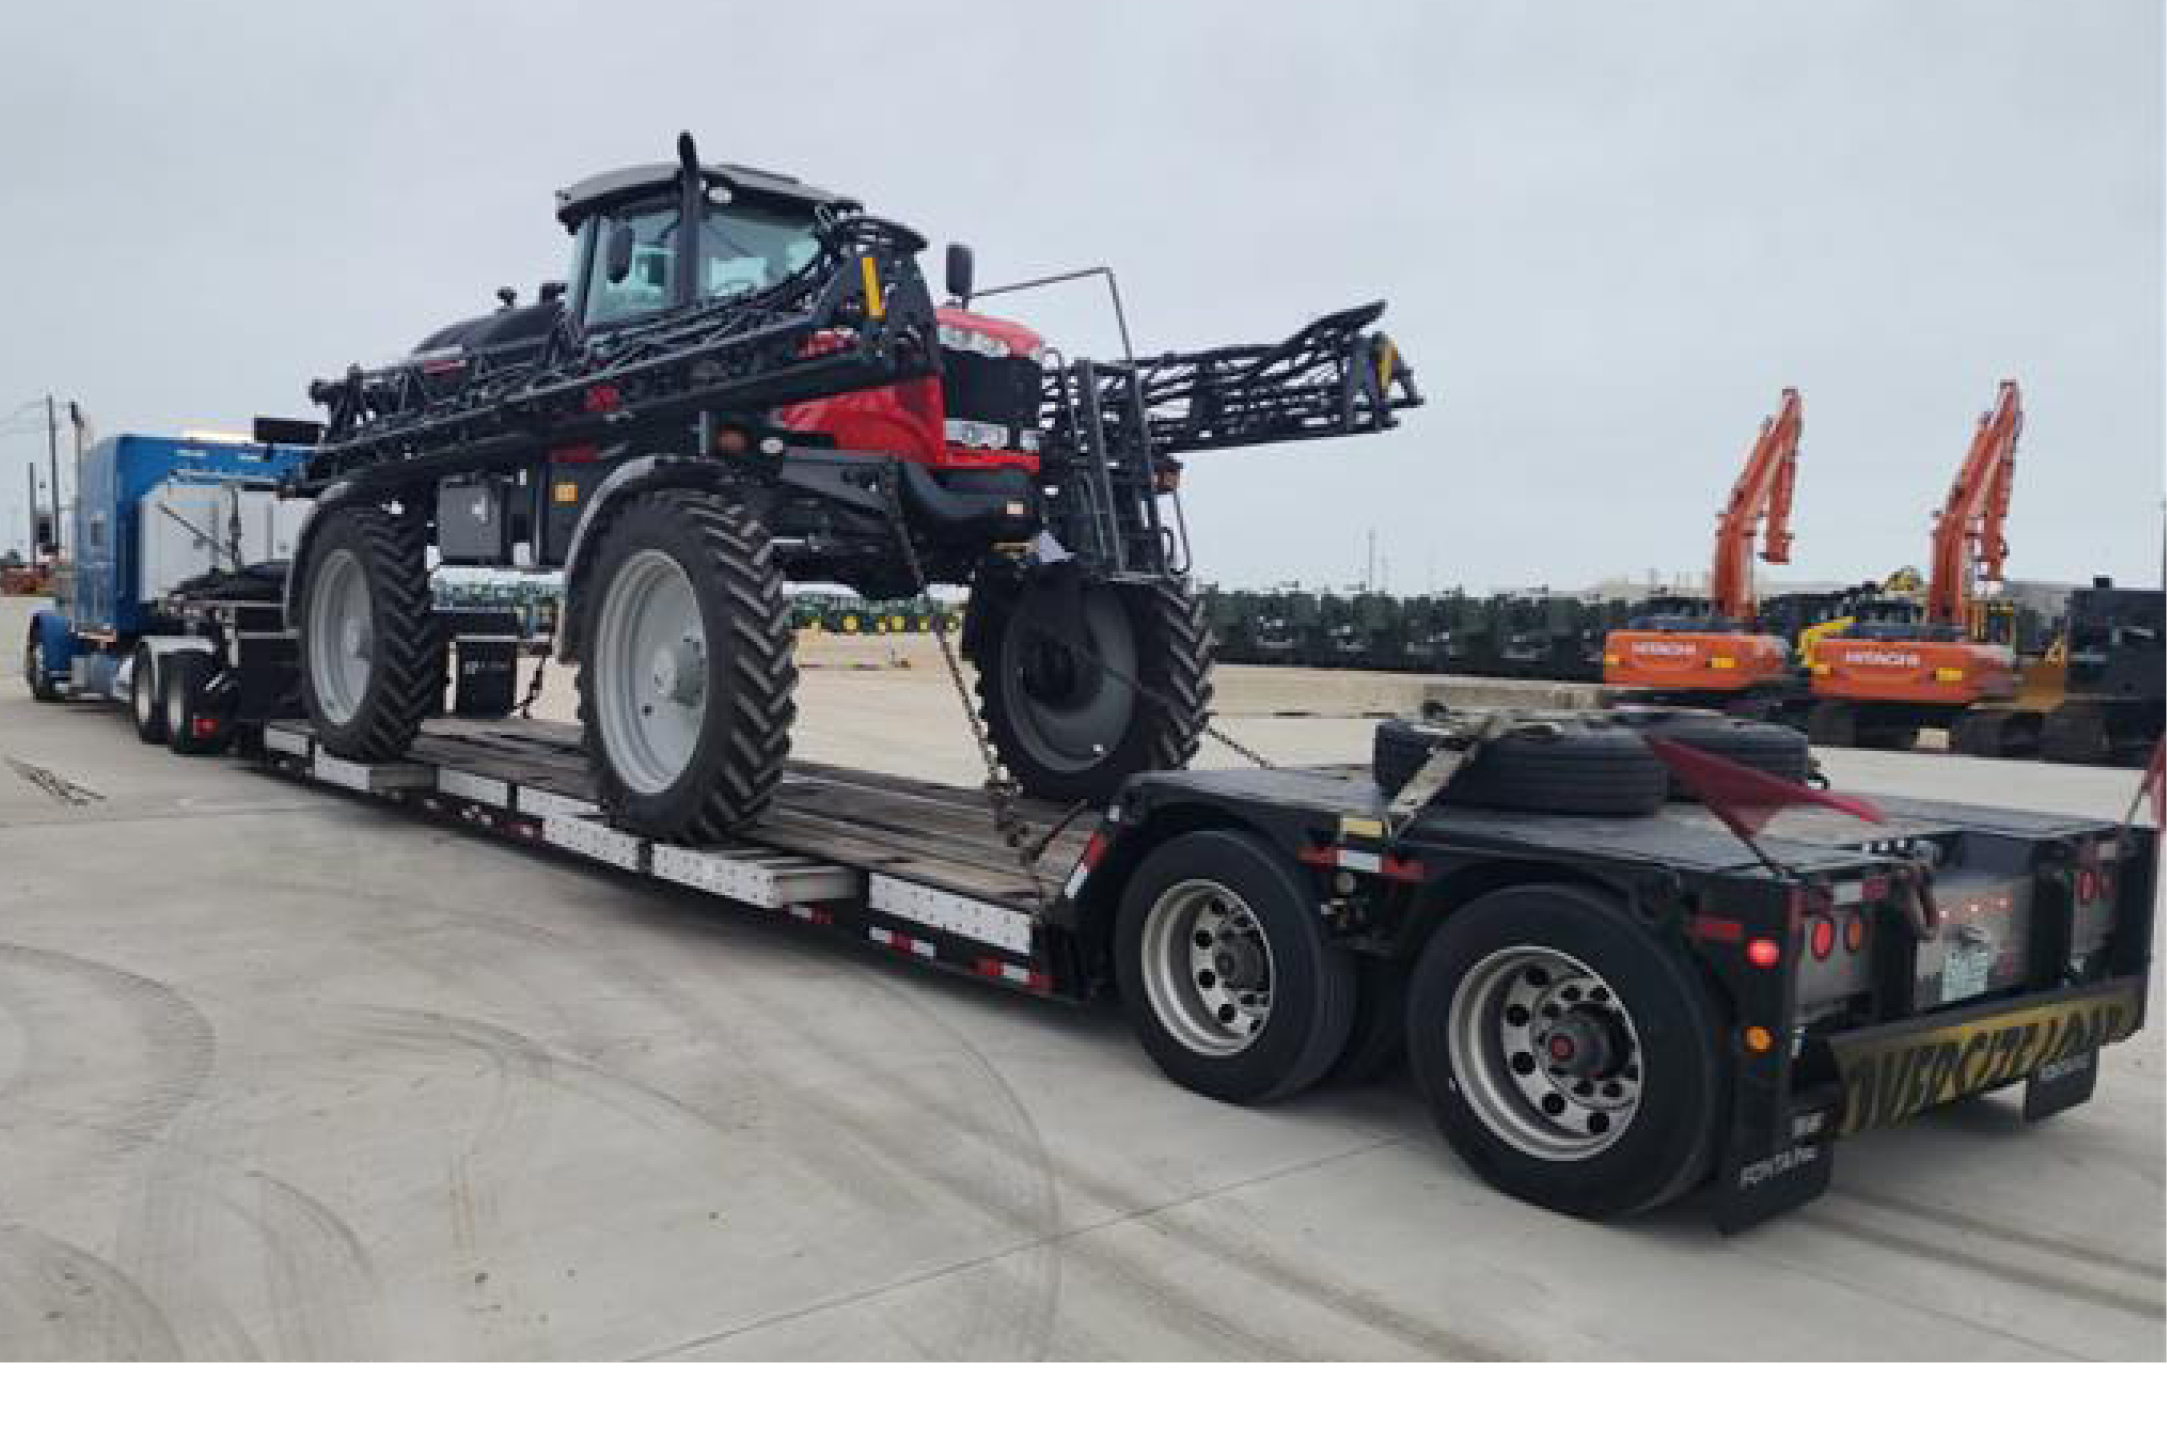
[245,710,2156,1232]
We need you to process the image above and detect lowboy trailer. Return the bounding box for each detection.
[233,707,2155,1232]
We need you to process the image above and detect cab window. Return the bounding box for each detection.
[584,204,678,326]
[698,205,821,299]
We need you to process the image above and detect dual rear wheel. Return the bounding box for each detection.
[1118,841,1724,1219]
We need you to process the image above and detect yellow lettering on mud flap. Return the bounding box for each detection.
[1829,979,2141,1136]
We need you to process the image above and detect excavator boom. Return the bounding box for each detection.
[1708,388,1803,622]
[1926,380,2022,626]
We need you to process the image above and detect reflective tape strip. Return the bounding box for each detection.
[974,958,1053,993]
[868,925,935,959]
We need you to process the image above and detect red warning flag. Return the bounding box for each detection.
[1645,738,1887,844]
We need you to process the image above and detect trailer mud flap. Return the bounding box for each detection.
[1713,1097,1838,1234]
[1828,976,2142,1136]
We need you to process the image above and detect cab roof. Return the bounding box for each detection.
[554,161,855,229]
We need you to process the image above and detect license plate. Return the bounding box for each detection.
[1830,978,2143,1136]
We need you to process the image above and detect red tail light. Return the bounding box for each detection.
[1808,917,1836,961]
[1746,939,1782,969]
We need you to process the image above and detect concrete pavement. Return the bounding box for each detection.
[1,598,2160,1359]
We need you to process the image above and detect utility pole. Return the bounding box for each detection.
[23,462,36,561]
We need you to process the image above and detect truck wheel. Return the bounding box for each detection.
[163,652,231,756]
[1406,885,1726,1219]
[973,574,1213,803]
[22,626,59,702]
[1372,717,1666,817]
[576,491,796,842]
[130,644,168,744]
[1329,959,1410,1086]
[1115,829,1355,1103]
[300,507,442,760]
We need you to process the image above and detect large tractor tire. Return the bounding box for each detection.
[1372,716,1667,817]
[970,572,1213,804]
[299,507,443,760]
[576,491,796,843]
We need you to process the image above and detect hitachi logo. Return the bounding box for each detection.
[1630,641,1698,657]
[1837,649,1921,667]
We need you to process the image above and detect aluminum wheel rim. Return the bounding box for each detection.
[1138,879,1274,1056]
[1447,945,1642,1161]
[132,656,155,727]
[1000,588,1137,775]
[592,551,706,796]
[306,549,373,726]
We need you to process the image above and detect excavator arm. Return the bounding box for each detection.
[1707,388,1803,623]
[1926,380,2021,626]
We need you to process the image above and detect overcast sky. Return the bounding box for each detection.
[1,0,2158,593]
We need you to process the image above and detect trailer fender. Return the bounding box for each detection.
[555,454,740,663]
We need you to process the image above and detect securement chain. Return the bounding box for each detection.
[878,479,1052,914]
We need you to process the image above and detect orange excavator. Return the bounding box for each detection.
[1603,388,1801,709]
[1805,380,2022,749]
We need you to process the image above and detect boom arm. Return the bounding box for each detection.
[291,215,940,497]
[1926,380,2022,627]
[1708,388,1803,623]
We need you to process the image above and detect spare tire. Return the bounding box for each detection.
[1373,715,1666,817]
[1600,707,1811,797]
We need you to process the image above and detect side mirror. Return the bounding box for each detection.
[538,280,567,305]
[605,223,635,285]
[944,242,974,305]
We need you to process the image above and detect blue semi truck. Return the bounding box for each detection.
[23,432,322,751]
[23,431,527,752]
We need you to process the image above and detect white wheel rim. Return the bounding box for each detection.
[1446,945,1642,1160]
[1138,879,1274,1056]
[306,549,373,726]
[593,551,706,796]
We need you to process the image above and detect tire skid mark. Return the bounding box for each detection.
[743,946,1507,1359]
[827,976,1509,1359]
[610,942,1070,1362]
[0,942,215,1187]
[0,1223,180,1360]
[112,1107,382,1360]
[1791,1209,2165,1323]
[625,931,1477,1360]
[334,1003,773,1351]
[1835,1185,2167,1282]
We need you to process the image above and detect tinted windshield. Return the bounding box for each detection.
[698,203,822,299]
[579,200,823,327]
